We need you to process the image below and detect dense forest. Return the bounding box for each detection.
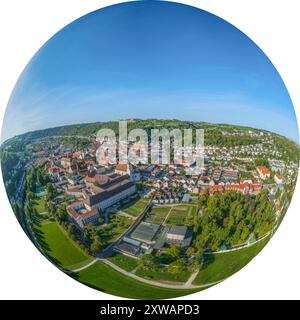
[192,190,276,252]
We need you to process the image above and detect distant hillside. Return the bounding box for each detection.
[2,119,300,163]
[4,119,268,141]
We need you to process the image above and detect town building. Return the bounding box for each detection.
[155,225,193,252]
[130,221,160,244]
[166,225,187,242]
[274,173,284,185]
[256,166,271,180]
[66,202,100,228]
[65,186,84,197]
[83,174,136,211]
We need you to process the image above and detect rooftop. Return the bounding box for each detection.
[168,225,187,237]
[83,175,135,207]
[131,222,160,242]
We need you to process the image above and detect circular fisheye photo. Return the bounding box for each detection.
[1,1,299,299]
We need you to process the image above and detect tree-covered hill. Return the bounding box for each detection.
[2,119,299,163]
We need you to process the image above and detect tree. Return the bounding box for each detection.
[36,169,44,187]
[98,217,104,225]
[90,236,103,254]
[67,223,76,238]
[27,191,35,201]
[195,248,204,262]
[167,258,186,275]
[138,254,157,270]
[199,191,209,206]
[46,183,56,200]
[47,202,56,218]
[189,250,204,272]
[57,204,68,222]
[166,244,181,260]
[186,247,195,257]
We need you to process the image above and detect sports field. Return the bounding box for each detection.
[145,204,197,226]
[165,204,197,226]
[75,261,199,299]
[193,236,270,285]
[35,221,92,269]
[145,206,171,224]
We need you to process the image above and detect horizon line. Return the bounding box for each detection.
[1,118,299,146]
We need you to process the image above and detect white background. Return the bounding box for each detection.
[0,0,299,300]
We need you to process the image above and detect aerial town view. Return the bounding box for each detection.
[1,119,299,298]
[0,1,299,299]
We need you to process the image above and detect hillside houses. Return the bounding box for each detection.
[22,122,295,239]
[274,173,284,185]
[257,166,271,180]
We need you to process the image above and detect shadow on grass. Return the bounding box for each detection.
[67,270,106,293]
[201,253,216,271]
[29,214,64,269]
[119,195,144,211]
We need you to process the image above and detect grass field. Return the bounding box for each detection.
[145,204,197,226]
[74,261,199,299]
[122,198,149,217]
[193,237,270,285]
[145,206,171,224]
[33,197,47,214]
[165,205,197,226]
[108,253,139,272]
[34,221,92,269]
[135,265,192,284]
[102,215,132,245]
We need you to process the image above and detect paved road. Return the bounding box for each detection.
[184,270,200,288]
[70,257,218,289]
[72,258,98,272]
[70,229,274,289]
[101,259,220,290]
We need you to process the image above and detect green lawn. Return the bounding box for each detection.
[33,197,47,214]
[193,237,270,285]
[34,221,91,269]
[108,253,139,272]
[74,261,199,299]
[166,205,197,226]
[102,215,132,245]
[135,265,192,284]
[122,198,149,217]
[145,206,171,224]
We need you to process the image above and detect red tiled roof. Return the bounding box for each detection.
[210,185,224,194]
[116,163,128,172]
[67,207,79,219]
[257,166,270,175]
[252,183,262,190]
[85,176,96,183]
[83,209,99,220]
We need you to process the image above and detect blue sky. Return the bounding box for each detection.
[2,0,299,142]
